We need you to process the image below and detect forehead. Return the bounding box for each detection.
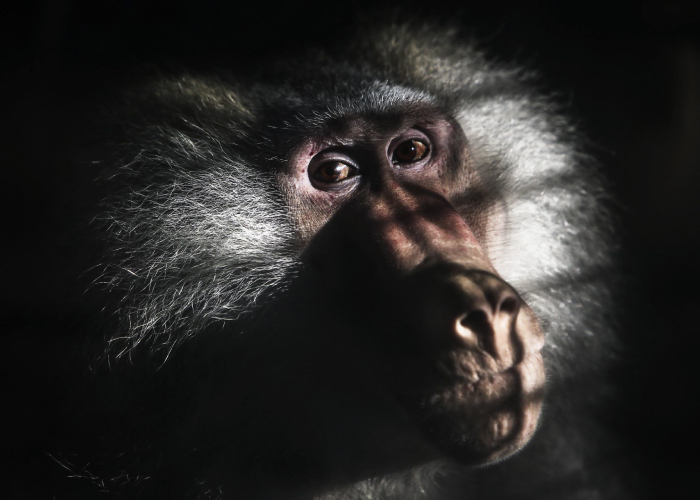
[279,80,443,122]
[307,100,447,146]
[318,114,419,143]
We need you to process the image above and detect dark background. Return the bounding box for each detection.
[3,0,699,497]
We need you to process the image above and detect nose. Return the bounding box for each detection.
[403,266,534,370]
[454,271,521,359]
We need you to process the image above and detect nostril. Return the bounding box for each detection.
[456,309,491,342]
[499,296,519,317]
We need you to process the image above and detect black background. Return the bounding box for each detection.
[3,0,700,497]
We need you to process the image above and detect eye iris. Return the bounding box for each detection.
[315,162,354,183]
[394,139,429,164]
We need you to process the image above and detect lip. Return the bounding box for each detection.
[421,365,520,415]
[415,349,541,392]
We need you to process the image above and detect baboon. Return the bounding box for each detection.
[5,21,625,500]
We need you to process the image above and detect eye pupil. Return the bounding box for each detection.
[393,139,429,164]
[400,143,416,156]
[314,161,355,183]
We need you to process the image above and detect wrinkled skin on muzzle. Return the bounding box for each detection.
[301,175,545,465]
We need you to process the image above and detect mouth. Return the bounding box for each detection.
[401,354,545,465]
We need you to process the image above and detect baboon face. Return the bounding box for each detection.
[281,112,545,464]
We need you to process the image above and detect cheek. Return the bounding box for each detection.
[278,169,338,243]
[516,353,546,446]
[293,197,336,243]
[410,152,455,196]
[484,201,508,249]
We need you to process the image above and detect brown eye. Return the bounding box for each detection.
[313,161,358,183]
[392,139,430,164]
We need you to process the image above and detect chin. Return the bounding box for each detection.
[411,354,545,466]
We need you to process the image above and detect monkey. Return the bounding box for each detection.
[5,21,627,500]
